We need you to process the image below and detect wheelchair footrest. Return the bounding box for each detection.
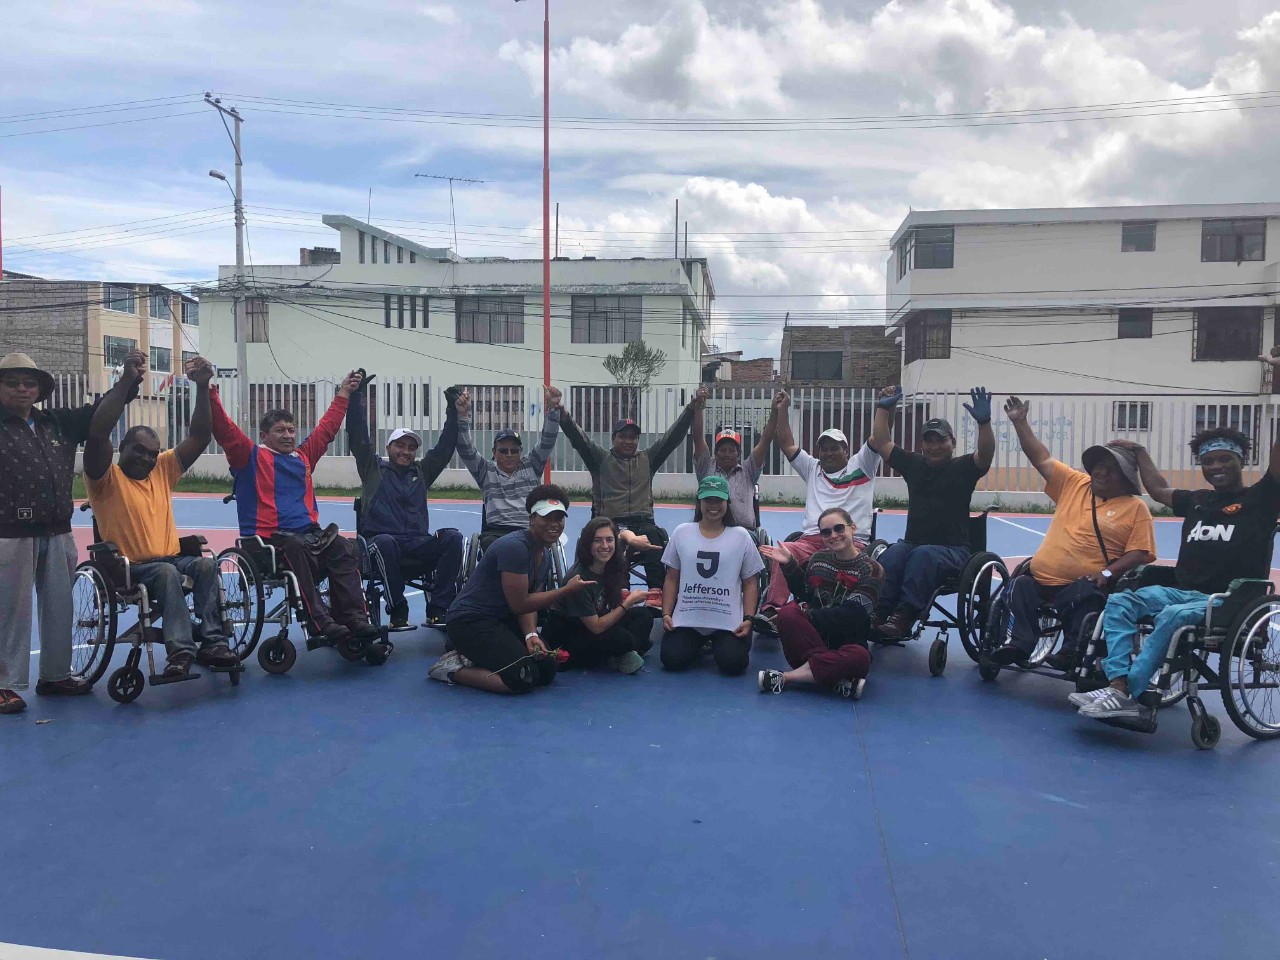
[207,664,245,675]
[1136,691,1163,709]
[305,636,334,652]
[149,671,203,686]
[1097,714,1157,735]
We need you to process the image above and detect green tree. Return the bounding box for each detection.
[603,340,668,392]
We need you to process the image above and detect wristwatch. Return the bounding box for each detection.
[1100,570,1114,582]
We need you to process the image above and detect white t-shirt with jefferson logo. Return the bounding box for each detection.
[661,522,765,632]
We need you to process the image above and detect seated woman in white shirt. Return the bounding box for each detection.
[659,476,765,676]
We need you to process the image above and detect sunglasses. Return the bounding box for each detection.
[495,447,522,455]
[0,377,40,390]
[818,523,848,538]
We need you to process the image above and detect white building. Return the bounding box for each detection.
[885,203,1280,489]
[199,215,713,426]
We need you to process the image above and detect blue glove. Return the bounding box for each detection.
[964,387,992,425]
[876,386,903,410]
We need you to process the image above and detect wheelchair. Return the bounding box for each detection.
[462,502,570,592]
[215,494,393,675]
[69,502,248,703]
[354,498,467,632]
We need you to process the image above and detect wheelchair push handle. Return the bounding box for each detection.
[223,493,236,504]
[79,501,92,513]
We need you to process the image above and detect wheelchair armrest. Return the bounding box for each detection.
[1208,579,1276,633]
[1119,564,1178,590]
[87,541,122,558]
[178,535,207,557]
[88,542,131,591]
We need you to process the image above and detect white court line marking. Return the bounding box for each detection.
[991,515,1048,538]
[0,941,154,959]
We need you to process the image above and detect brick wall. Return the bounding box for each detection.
[0,280,91,375]
[780,325,900,389]
[729,357,775,381]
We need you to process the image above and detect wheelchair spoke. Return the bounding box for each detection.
[1223,598,1280,737]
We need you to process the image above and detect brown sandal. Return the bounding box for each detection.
[0,689,27,715]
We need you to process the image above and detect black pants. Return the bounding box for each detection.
[272,531,367,633]
[479,526,524,553]
[543,608,654,669]
[1005,575,1105,655]
[615,514,669,589]
[660,627,750,675]
[446,615,557,694]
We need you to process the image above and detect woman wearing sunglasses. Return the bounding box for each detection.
[756,507,883,699]
[659,476,765,675]
[542,518,654,674]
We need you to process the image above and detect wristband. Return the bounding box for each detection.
[524,632,541,641]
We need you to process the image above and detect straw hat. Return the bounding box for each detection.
[0,353,55,403]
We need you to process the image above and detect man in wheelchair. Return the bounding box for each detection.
[1074,417,1280,725]
[691,388,780,538]
[560,386,703,604]
[868,384,994,639]
[211,369,378,647]
[83,356,238,677]
[456,384,563,552]
[988,396,1156,667]
[347,375,464,628]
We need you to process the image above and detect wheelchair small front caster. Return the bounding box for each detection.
[258,635,296,675]
[928,637,948,677]
[1191,713,1221,751]
[107,665,145,704]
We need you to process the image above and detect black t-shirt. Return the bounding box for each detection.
[888,447,985,546]
[554,562,614,619]
[1171,473,1280,594]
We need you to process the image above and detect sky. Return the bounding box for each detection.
[3,0,1280,360]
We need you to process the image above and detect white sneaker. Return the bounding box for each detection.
[1068,686,1113,708]
[428,649,473,684]
[1079,688,1140,719]
[835,678,866,700]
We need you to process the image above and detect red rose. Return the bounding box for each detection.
[554,648,570,664]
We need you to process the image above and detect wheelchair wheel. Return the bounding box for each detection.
[1191,713,1221,751]
[548,538,569,589]
[1026,615,1061,668]
[106,665,145,704]
[336,634,370,662]
[978,658,1001,682]
[928,637,948,676]
[461,535,482,586]
[783,530,803,543]
[257,635,297,675]
[1158,670,1188,709]
[1219,594,1280,740]
[867,539,889,561]
[69,563,117,687]
[216,549,264,661]
[958,552,1008,664]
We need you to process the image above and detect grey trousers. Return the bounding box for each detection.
[0,533,77,691]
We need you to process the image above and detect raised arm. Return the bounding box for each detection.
[869,385,900,461]
[422,389,460,486]
[1261,350,1280,481]
[174,356,213,471]
[964,386,995,474]
[646,389,702,474]
[1003,396,1054,482]
[749,400,780,469]
[454,392,490,486]
[84,349,147,481]
[692,391,709,461]
[558,407,606,472]
[1109,440,1174,508]
[772,390,799,460]
[525,384,562,474]
[209,384,253,470]
[344,377,377,481]
[299,370,358,466]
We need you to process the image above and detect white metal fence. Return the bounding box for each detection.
[46,373,1279,491]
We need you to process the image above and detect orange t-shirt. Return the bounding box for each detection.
[1029,460,1156,587]
[86,449,183,561]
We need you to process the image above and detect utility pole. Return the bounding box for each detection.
[204,93,249,432]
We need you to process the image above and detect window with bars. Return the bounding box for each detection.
[1193,306,1262,360]
[1194,404,1263,464]
[904,310,952,364]
[571,295,642,343]
[456,296,525,344]
[103,284,136,313]
[149,345,172,373]
[103,335,137,367]
[246,297,270,342]
[1112,400,1151,431]
[790,350,843,380]
[1121,221,1156,252]
[1117,308,1153,339]
[1201,218,1266,263]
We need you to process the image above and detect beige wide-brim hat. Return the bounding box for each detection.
[0,353,55,403]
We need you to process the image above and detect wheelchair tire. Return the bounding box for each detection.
[928,637,948,677]
[783,530,803,543]
[69,563,117,687]
[365,641,393,666]
[867,539,889,561]
[1191,713,1221,751]
[257,635,296,675]
[336,634,370,662]
[216,548,264,662]
[107,665,145,704]
[957,552,1008,664]
[1219,594,1280,740]
[978,658,1001,682]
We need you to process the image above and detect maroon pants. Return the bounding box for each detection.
[776,601,872,689]
[271,531,368,632]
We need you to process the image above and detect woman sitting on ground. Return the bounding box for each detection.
[659,476,764,676]
[756,506,882,699]
[429,484,593,695]
[543,518,655,675]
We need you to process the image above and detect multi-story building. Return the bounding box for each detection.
[198,215,713,433]
[780,324,901,389]
[0,274,200,441]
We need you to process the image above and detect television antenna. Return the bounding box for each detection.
[414,174,486,255]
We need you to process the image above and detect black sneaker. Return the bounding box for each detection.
[316,622,351,645]
[35,678,91,697]
[989,644,1027,666]
[422,606,448,628]
[163,652,196,678]
[196,644,240,668]
[758,669,785,694]
[388,602,411,631]
[348,621,381,641]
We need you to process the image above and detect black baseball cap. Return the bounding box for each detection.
[922,417,954,440]
[494,429,522,446]
[612,418,640,436]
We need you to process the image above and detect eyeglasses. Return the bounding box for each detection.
[495,447,521,455]
[0,377,40,390]
[818,523,848,538]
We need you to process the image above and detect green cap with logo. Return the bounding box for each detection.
[696,475,731,500]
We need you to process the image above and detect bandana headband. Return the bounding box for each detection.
[1198,438,1244,459]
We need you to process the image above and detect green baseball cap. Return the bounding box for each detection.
[696,475,731,500]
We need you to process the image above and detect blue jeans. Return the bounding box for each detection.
[130,555,226,659]
[876,541,971,616]
[370,531,464,612]
[1100,585,1216,694]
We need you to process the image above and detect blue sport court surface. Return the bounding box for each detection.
[3,498,1280,959]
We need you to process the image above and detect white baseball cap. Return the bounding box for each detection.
[817,428,848,446]
[386,428,422,448]
[529,498,569,517]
